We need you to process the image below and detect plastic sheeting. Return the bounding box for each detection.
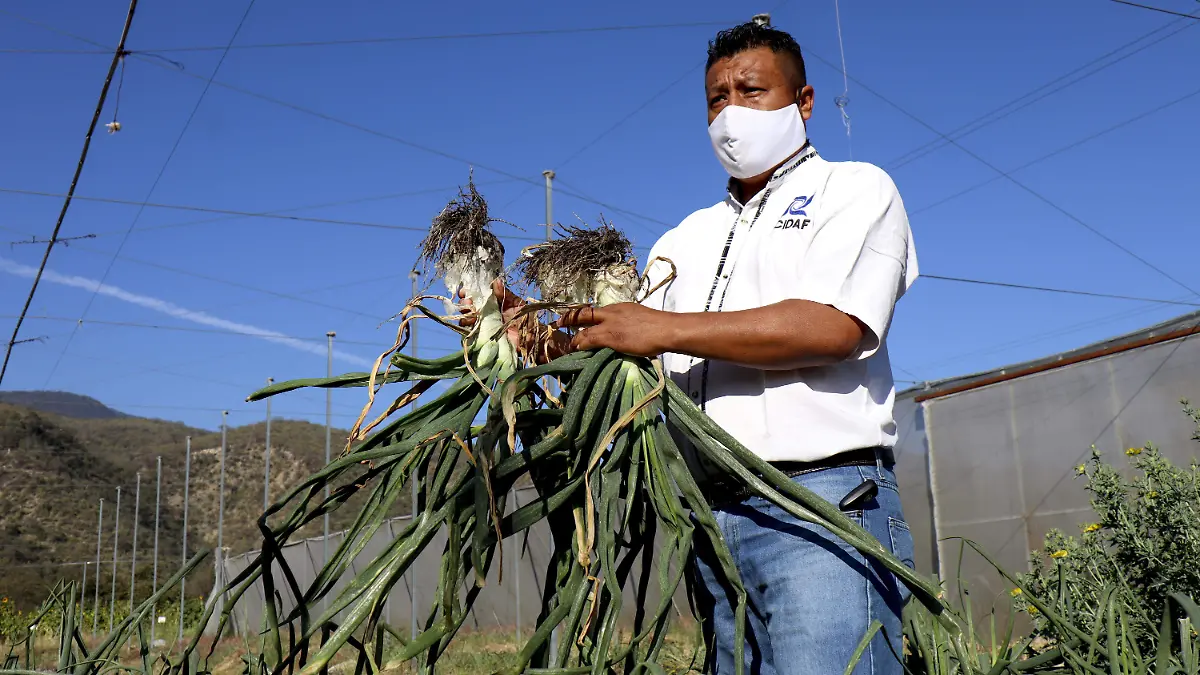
[209,487,691,636]
[893,317,1200,626]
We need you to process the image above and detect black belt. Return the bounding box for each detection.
[701,446,894,509]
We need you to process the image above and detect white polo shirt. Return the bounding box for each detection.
[642,145,917,463]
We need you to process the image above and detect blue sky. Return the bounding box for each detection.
[1,0,1198,431]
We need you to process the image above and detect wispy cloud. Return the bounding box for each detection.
[0,257,374,368]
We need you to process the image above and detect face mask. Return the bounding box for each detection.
[707,103,808,180]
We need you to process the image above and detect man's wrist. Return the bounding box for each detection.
[653,310,690,356]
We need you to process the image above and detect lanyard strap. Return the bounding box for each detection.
[692,146,819,411]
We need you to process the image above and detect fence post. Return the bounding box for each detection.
[151,456,162,646]
[179,436,191,643]
[93,498,104,634]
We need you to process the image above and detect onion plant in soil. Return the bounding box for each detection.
[186,185,955,675]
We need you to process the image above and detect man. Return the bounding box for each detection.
[478,20,917,675]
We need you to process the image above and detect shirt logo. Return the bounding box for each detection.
[777,195,813,230]
[786,195,813,216]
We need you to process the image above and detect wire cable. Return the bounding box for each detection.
[802,47,1200,298]
[2,9,679,232]
[2,315,401,347]
[0,0,140,388]
[0,20,736,55]
[1109,0,1200,20]
[498,61,701,214]
[882,9,1198,172]
[83,178,525,239]
[0,187,450,234]
[42,0,260,387]
[908,81,1200,217]
[831,0,853,158]
[922,275,1200,307]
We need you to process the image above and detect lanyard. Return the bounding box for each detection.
[690,146,819,410]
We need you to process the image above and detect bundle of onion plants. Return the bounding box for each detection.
[188,187,956,675]
[467,224,957,674]
[180,181,536,675]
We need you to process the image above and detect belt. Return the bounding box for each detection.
[701,446,894,509]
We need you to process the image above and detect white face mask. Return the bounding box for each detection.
[707,103,808,180]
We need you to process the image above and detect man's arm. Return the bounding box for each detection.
[558,164,911,370]
[556,300,864,370]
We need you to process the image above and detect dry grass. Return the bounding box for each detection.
[6,626,703,675]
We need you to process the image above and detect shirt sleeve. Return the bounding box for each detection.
[790,164,917,360]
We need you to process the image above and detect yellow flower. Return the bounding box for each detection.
[1075,464,1087,475]
[1010,588,1023,597]
[1028,606,1039,614]
[1083,523,1101,533]
[1148,490,1159,498]
[1051,550,1069,559]
[1126,447,1142,456]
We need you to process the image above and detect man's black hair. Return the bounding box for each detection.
[705,22,807,88]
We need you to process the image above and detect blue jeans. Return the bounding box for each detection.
[691,460,915,675]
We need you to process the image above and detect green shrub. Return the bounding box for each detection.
[1018,402,1200,653]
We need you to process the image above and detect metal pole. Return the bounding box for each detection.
[150,456,162,646]
[179,436,191,643]
[109,486,121,632]
[264,377,273,512]
[218,412,228,556]
[542,170,555,241]
[407,272,419,643]
[93,498,104,634]
[324,333,335,572]
[81,561,88,622]
[129,472,140,617]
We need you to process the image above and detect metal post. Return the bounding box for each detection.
[264,377,273,512]
[93,498,104,634]
[324,332,335,572]
[542,170,555,241]
[109,486,121,632]
[150,456,162,646]
[129,472,140,617]
[81,562,88,620]
[179,437,191,643]
[218,411,228,557]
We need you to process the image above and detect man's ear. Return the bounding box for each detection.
[798,84,815,121]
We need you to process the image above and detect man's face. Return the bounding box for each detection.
[704,46,815,125]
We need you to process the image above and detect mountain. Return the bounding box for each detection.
[0,391,128,419]
[0,397,408,609]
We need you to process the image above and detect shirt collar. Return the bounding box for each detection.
[726,143,820,208]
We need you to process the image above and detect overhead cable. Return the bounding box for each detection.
[802,47,1200,298]
[884,8,1199,171]
[0,0,140,387]
[0,20,735,55]
[1109,0,1200,20]
[909,82,1200,217]
[43,0,261,387]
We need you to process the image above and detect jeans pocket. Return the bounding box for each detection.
[887,517,914,570]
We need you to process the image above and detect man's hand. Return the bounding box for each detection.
[459,279,572,363]
[457,279,527,347]
[555,303,670,358]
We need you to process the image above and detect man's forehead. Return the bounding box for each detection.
[705,48,790,85]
